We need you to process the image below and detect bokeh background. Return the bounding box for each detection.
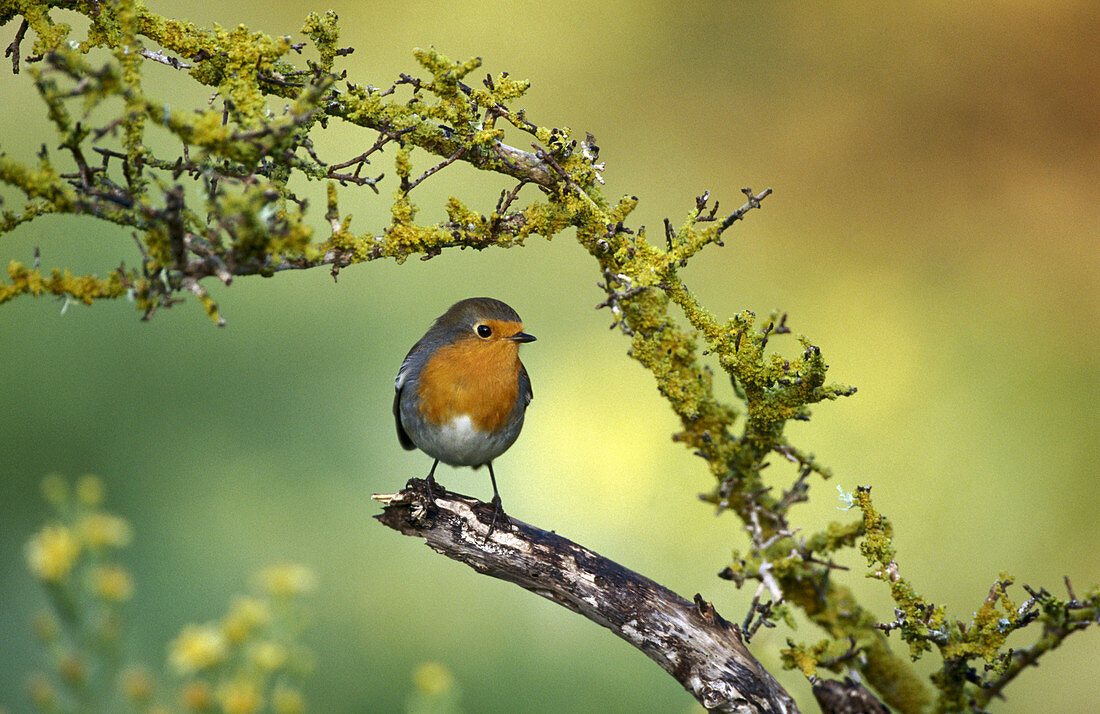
[2,1,1097,712]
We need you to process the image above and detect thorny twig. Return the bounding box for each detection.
[742,594,777,643]
[719,187,773,233]
[595,268,647,335]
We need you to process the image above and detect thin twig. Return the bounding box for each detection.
[5,18,29,74]
[718,187,773,233]
[403,146,466,193]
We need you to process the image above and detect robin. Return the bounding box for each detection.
[393,297,535,532]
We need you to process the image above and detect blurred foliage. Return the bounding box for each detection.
[18,475,316,714]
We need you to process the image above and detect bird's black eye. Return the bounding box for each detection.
[476,324,492,338]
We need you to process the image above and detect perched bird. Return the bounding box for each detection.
[393,297,535,531]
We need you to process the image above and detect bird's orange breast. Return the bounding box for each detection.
[416,335,522,433]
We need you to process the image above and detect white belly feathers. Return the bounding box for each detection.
[414,413,521,467]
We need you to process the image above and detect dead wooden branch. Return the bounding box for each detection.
[374,479,801,714]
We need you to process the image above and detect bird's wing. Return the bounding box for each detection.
[393,340,423,451]
[519,361,533,406]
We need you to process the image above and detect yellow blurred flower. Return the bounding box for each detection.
[120,666,155,704]
[180,679,213,711]
[60,652,86,686]
[96,611,123,645]
[169,624,227,675]
[248,640,289,671]
[255,564,316,598]
[222,596,271,643]
[40,473,69,507]
[27,673,56,709]
[75,474,105,507]
[91,565,134,602]
[272,685,305,714]
[217,678,263,714]
[25,525,81,582]
[412,661,455,697]
[32,610,59,642]
[77,512,133,549]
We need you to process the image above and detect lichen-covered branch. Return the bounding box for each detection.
[853,487,1100,712]
[0,0,602,321]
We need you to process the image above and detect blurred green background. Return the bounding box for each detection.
[2,1,1097,712]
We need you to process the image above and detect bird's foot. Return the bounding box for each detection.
[485,495,511,539]
[406,477,440,519]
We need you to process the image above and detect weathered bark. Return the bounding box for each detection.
[812,677,891,714]
[374,478,801,713]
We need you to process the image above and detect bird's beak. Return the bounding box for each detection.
[509,331,536,343]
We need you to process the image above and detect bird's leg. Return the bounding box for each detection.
[485,461,509,536]
[424,459,440,503]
